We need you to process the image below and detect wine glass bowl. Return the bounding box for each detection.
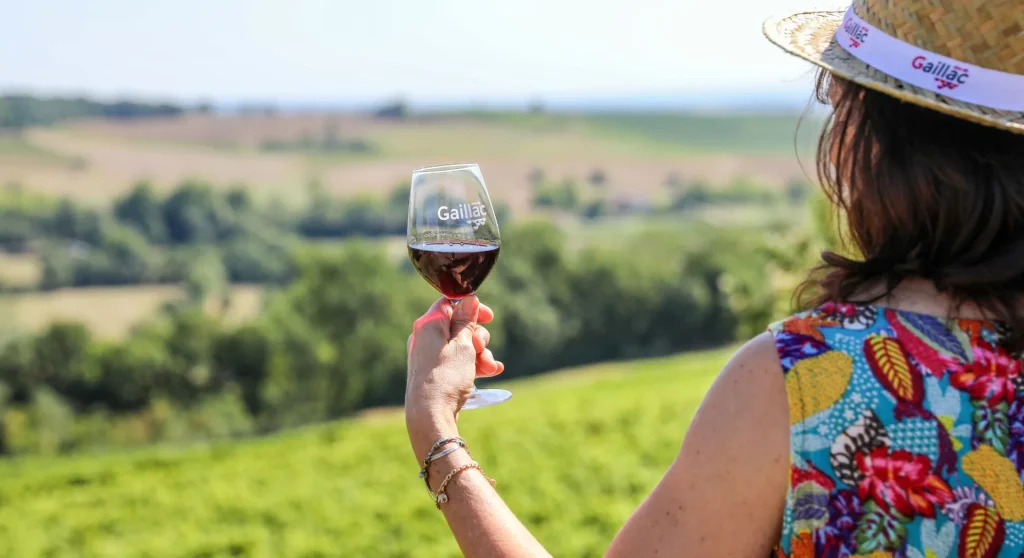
[408,163,511,410]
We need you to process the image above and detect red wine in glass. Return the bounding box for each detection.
[408,163,510,410]
[408,242,500,300]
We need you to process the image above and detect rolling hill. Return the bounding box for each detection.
[0,112,814,215]
[0,348,730,557]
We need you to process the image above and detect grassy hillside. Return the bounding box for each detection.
[479,112,819,155]
[0,348,731,557]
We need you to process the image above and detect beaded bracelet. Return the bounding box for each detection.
[434,461,496,509]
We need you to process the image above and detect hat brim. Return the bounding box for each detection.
[764,11,1024,135]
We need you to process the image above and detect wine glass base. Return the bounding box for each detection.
[462,388,512,410]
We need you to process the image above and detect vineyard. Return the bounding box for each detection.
[0,348,728,557]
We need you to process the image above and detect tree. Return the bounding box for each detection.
[157,307,220,405]
[671,182,713,211]
[0,337,36,402]
[0,213,40,252]
[32,323,98,406]
[221,235,296,284]
[374,100,408,120]
[211,324,272,417]
[92,225,162,284]
[161,181,236,244]
[274,243,432,415]
[51,199,106,245]
[94,338,166,411]
[532,180,580,211]
[225,186,253,213]
[0,96,34,129]
[582,199,608,219]
[181,248,228,307]
[114,182,167,242]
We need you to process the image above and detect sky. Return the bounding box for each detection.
[1,0,848,108]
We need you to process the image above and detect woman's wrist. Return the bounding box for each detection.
[407,407,460,462]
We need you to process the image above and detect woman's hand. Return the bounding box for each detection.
[406,296,504,451]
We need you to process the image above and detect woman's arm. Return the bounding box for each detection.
[406,297,790,558]
[408,412,552,558]
[406,296,550,557]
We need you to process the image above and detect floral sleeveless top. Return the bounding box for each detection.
[769,303,1024,558]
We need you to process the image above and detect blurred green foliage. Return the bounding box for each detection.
[0,179,421,290]
[532,179,581,211]
[0,172,800,292]
[0,211,817,456]
[0,348,728,557]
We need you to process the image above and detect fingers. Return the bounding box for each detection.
[470,324,504,377]
[477,303,495,324]
[476,349,505,378]
[476,349,499,376]
[412,297,454,338]
[450,296,480,341]
[410,296,496,352]
[413,297,493,335]
[429,296,454,317]
[472,325,490,353]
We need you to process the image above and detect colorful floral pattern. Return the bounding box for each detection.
[772,304,1024,558]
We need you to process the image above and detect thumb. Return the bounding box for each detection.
[450,296,480,343]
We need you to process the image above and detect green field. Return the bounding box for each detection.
[467,112,821,155]
[583,113,820,155]
[0,348,729,557]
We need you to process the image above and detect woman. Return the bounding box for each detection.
[405,0,1024,555]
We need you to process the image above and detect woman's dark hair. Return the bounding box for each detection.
[803,69,1024,350]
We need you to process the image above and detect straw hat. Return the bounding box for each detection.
[764,0,1024,134]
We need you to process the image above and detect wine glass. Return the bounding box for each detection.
[408,163,511,410]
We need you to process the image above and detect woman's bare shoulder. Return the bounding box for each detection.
[699,331,787,443]
[605,332,789,557]
[713,331,786,409]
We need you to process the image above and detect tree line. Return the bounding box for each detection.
[0,173,798,292]
[0,95,187,129]
[0,181,451,290]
